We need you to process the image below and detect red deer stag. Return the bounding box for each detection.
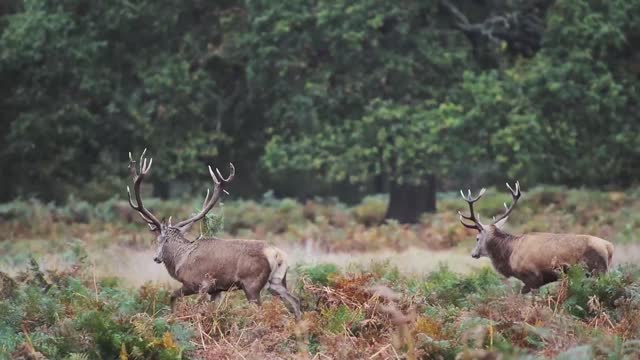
[458,181,614,294]
[126,149,301,319]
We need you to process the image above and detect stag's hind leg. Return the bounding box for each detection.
[268,280,301,320]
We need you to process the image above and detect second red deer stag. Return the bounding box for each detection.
[458,181,614,294]
[126,149,301,319]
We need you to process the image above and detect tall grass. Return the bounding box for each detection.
[3,258,640,358]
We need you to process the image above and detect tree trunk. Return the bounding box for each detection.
[373,173,386,194]
[385,175,436,224]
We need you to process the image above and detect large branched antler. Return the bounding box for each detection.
[458,187,486,231]
[458,181,522,231]
[127,149,162,231]
[173,163,235,231]
[491,181,521,224]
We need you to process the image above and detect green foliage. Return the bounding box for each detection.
[421,265,503,307]
[320,304,364,335]
[451,0,640,186]
[195,202,224,237]
[0,261,192,359]
[298,263,340,286]
[3,231,640,357]
[1,0,640,206]
[562,265,628,319]
[264,99,471,186]
[0,0,245,202]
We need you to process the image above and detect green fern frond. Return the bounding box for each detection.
[64,353,90,360]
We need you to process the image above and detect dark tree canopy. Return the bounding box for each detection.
[1,0,639,221]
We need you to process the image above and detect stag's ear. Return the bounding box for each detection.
[494,216,509,230]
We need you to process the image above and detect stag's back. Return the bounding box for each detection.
[510,233,613,274]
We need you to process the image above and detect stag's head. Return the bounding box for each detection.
[458,182,521,259]
[126,149,235,264]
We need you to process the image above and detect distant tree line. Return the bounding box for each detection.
[1,0,639,222]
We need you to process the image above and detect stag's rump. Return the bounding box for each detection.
[510,233,613,274]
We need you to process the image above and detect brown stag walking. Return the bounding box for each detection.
[126,149,301,319]
[458,181,614,294]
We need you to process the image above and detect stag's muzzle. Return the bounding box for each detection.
[153,257,162,264]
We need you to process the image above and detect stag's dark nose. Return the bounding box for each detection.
[153,257,162,263]
[471,254,480,259]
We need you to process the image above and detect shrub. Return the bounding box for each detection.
[561,265,627,319]
[320,304,365,335]
[0,260,192,359]
[352,195,387,226]
[298,263,340,286]
[0,199,38,223]
[420,265,503,308]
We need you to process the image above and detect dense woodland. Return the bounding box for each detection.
[1,0,639,222]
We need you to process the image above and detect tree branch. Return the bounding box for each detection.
[440,0,554,58]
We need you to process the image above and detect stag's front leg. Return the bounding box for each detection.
[242,277,269,306]
[170,286,197,311]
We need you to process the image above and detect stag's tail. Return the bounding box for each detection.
[606,242,614,269]
[263,246,288,288]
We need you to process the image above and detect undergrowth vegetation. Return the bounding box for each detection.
[1,186,640,358]
[2,254,640,359]
[1,186,639,260]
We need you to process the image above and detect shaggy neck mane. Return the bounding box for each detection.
[162,232,197,278]
[486,228,517,277]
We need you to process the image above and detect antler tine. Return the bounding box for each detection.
[208,165,221,185]
[459,213,480,230]
[139,148,147,172]
[136,212,157,231]
[491,180,522,225]
[202,188,211,209]
[460,188,487,202]
[142,157,153,174]
[128,152,138,178]
[216,163,235,182]
[458,187,486,231]
[126,149,162,231]
[215,164,234,196]
[505,181,520,196]
[127,188,158,228]
[174,162,235,230]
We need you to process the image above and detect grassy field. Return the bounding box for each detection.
[1,186,640,359]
